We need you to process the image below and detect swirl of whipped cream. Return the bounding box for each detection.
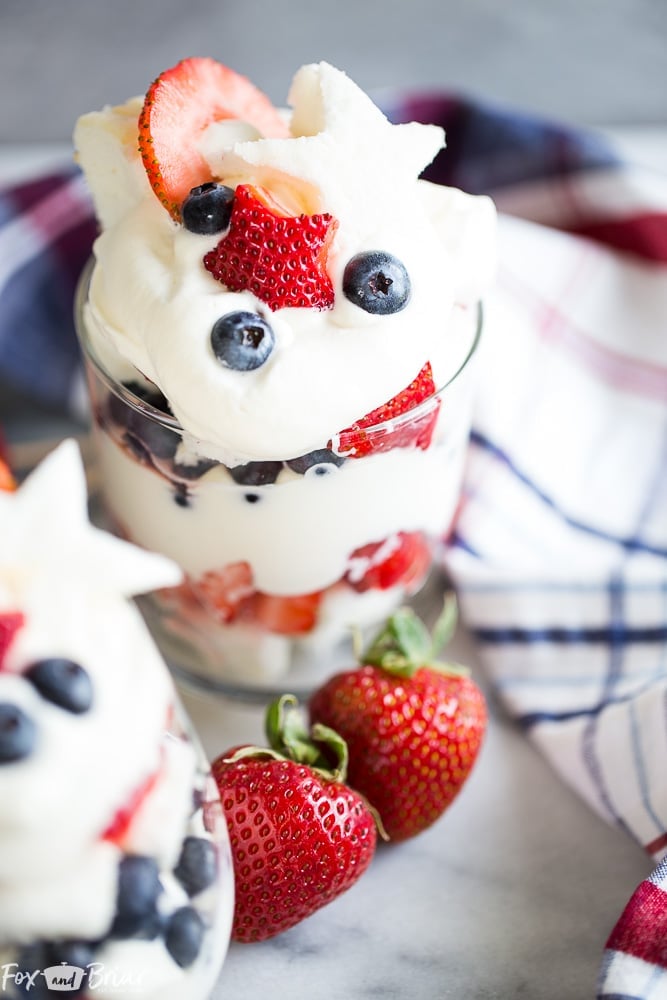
[76,62,495,462]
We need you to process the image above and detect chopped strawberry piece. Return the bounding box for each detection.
[0,456,15,492]
[101,767,161,845]
[332,362,440,458]
[191,561,255,623]
[345,532,432,593]
[139,58,289,220]
[160,562,254,623]
[248,591,323,635]
[203,184,338,311]
[0,612,24,670]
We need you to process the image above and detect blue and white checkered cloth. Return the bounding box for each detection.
[1,95,666,997]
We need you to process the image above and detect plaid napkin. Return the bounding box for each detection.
[384,96,667,997]
[0,168,95,411]
[1,96,666,998]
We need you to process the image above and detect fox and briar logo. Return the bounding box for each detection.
[1,961,146,993]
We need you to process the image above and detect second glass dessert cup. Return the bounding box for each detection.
[76,269,482,700]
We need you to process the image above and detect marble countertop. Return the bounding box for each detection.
[1,136,660,999]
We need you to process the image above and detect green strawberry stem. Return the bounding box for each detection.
[265,693,349,783]
[362,593,470,679]
[264,694,390,842]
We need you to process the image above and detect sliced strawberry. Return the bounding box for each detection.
[332,362,440,458]
[203,184,338,311]
[0,612,24,671]
[192,561,255,623]
[345,531,432,593]
[101,767,161,845]
[247,591,323,635]
[139,57,289,220]
[161,561,254,623]
[0,456,15,492]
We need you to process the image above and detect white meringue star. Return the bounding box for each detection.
[0,439,182,598]
[212,62,445,226]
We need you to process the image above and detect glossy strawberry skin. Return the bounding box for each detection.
[345,531,432,593]
[138,58,288,220]
[203,184,338,312]
[212,753,376,942]
[331,362,440,458]
[309,665,487,842]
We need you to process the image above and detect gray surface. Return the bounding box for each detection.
[1,0,665,142]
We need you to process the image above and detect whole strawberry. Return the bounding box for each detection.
[308,598,487,842]
[212,697,377,942]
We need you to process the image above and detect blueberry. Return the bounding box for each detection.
[342,251,411,315]
[110,856,163,939]
[165,907,205,968]
[287,449,346,475]
[15,940,95,998]
[228,460,283,486]
[108,381,170,427]
[211,312,275,371]
[25,659,93,715]
[172,457,217,481]
[108,383,179,461]
[14,943,50,998]
[174,837,218,897]
[182,183,235,236]
[126,418,179,462]
[0,703,36,763]
[48,939,97,971]
[14,945,49,998]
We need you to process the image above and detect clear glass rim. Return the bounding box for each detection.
[75,257,484,441]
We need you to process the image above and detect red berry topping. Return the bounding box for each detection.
[175,561,254,624]
[166,562,323,636]
[345,531,432,593]
[0,612,24,671]
[331,362,440,458]
[101,767,161,846]
[138,58,289,220]
[203,184,338,312]
[246,590,323,635]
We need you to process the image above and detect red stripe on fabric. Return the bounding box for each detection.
[645,833,667,857]
[568,213,667,263]
[6,171,74,214]
[606,881,667,967]
[499,267,667,402]
[26,174,92,246]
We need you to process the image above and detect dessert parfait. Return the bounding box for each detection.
[0,442,233,999]
[74,58,495,693]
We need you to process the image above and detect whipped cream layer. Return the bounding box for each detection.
[0,443,183,938]
[75,62,495,463]
[0,443,234,983]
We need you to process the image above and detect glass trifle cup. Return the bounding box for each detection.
[0,440,234,1000]
[75,265,482,699]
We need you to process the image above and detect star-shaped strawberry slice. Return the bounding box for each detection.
[203,185,338,312]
